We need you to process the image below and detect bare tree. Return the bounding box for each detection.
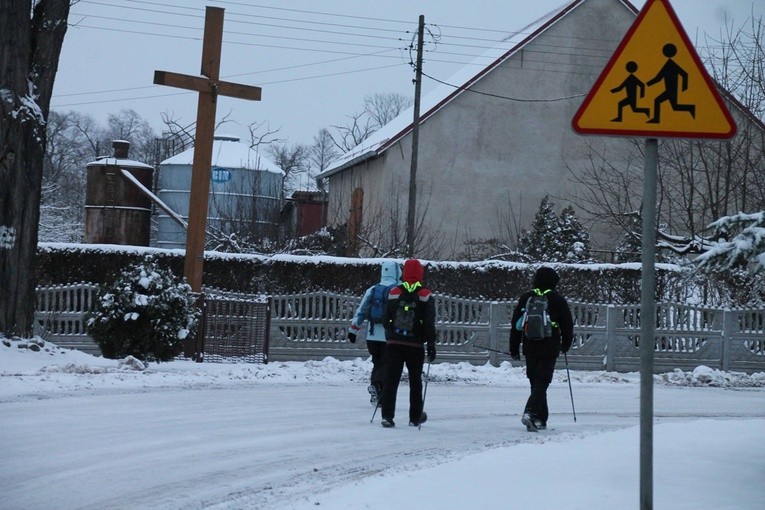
[269,143,311,196]
[246,120,284,150]
[354,181,446,258]
[363,92,412,129]
[330,111,375,152]
[310,128,339,176]
[205,172,282,253]
[158,113,195,157]
[102,109,157,163]
[1,0,71,337]
[40,110,96,242]
[330,92,413,151]
[566,140,645,235]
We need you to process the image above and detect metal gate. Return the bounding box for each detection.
[196,292,271,363]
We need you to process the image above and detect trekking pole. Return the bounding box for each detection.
[472,343,512,356]
[370,400,380,424]
[419,361,431,430]
[564,352,577,422]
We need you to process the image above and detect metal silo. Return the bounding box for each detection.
[84,140,153,246]
[155,134,284,249]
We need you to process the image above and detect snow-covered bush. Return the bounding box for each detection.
[694,212,765,272]
[87,257,199,362]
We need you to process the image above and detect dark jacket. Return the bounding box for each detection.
[509,267,574,358]
[384,259,437,348]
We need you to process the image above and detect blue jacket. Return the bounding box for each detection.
[349,260,402,342]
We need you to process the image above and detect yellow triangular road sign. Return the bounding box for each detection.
[573,0,736,139]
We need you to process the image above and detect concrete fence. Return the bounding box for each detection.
[33,285,765,373]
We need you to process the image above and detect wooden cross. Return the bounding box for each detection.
[153,6,262,292]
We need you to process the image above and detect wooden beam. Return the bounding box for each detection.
[153,71,262,101]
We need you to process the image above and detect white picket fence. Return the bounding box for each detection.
[33,284,765,373]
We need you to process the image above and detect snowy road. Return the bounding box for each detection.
[3,379,763,510]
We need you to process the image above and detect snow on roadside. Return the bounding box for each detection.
[1,336,763,403]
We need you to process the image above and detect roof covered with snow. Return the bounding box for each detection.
[317,0,640,179]
[86,157,153,169]
[160,134,284,175]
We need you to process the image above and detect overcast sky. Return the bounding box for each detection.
[52,0,761,148]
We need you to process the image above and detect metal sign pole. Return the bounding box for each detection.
[640,137,658,510]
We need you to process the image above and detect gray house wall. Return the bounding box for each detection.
[324,0,639,258]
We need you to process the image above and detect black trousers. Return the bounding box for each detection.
[381,343,425,423]
[523,355,558,424]
[366,340,386,390]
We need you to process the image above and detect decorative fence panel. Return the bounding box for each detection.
[268,293,765,373]
[32,285,765,373]
[34,283,100,355]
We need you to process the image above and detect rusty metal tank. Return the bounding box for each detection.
[84,140,154,246]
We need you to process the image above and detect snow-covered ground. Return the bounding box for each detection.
[2,337,764,509]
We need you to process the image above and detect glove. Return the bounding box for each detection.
[427,343,436,362]
[348,324,360,343]
[510,352,520,361]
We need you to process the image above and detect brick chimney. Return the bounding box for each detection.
[112,140,130,159]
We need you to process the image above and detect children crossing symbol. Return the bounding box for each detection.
[573,0,735,139]
[610,61,650,122]
[645,43,695,123]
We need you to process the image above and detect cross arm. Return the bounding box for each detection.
[153,70,262,101]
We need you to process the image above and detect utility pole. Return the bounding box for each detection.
[406,14,424,258]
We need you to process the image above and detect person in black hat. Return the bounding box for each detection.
[509,266,574,432]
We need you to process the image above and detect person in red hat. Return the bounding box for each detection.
[379,258,437,428]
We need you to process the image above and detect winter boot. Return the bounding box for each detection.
[409,411,428,427]
[521,413,538,432]
[368,384,379,406]
[381,417,395,428]
[534,419,547,430]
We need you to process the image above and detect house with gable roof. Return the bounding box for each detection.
[317,0,765,259]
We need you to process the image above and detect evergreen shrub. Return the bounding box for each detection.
[86,257,199,362]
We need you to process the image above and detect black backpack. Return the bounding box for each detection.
[519,292,553,340]
[391,290,420,338]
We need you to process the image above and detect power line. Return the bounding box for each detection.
[420,70,586,103]
[67,16,618,67]
[52,63,405,108]
[58,2,618,110]
[55,50,399,98]
[66,23,408,57]
[122,0,414,26]
[82,0,412,36]
[77,0,641,52]
[70,12,405,50]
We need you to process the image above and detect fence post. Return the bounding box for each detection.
[488,301,500,367]
[606,305,617,372]
[721,308,734,372]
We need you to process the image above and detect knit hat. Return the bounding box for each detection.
[402,259,424,284]
[532,266,560,290]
